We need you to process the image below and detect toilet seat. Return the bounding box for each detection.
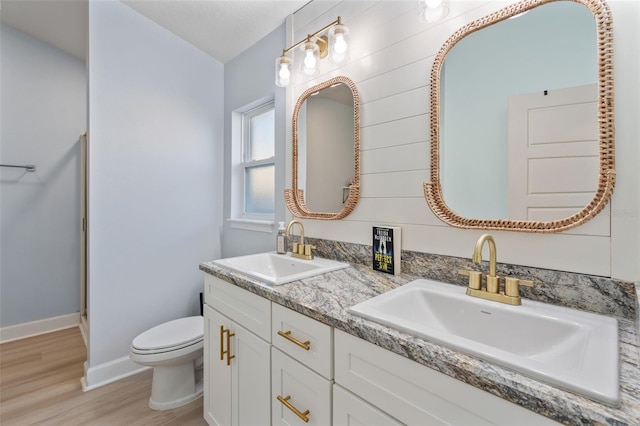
[131,338,203,355]
[132,316,203,353]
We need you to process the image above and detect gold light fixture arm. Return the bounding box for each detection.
[280,16,343,57]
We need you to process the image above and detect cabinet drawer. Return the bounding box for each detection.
[204,274,271,341]
[335,330,560,426]
[333,384,403,426]
[272,303,333,379]
[272,347,332,426]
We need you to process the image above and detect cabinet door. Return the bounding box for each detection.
[204,305,232,426]
[272,347,332,426]
[231,320,271,426]
[333,384,402,426]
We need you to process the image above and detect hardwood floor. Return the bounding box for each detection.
[0,327,206,425]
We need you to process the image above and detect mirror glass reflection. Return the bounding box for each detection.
[440,1,597,221]
[297,82,355,213]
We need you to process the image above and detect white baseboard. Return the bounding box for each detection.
[0,313,80,344]
[81,356,149,392]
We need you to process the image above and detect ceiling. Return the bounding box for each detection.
[0,0,309,63]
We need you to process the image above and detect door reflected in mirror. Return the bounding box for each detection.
[441,1,596,221]
[285,76,360,220]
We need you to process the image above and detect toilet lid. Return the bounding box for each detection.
[132,316,203,351]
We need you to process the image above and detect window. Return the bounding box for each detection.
[242,103,275,216]
[229,100,275,232]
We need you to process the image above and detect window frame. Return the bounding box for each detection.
[229,99,276,232]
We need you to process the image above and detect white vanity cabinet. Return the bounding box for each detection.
[203,276,271,426]
[204,273,561,426]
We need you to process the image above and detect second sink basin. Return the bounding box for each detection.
[213,252,349,285]
[349,279,619,406]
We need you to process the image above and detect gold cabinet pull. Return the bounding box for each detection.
[220,325,235,366]
[277,330,310,351]
[225,328,235,366]
[277,395,310,423]
[219,325,225,361]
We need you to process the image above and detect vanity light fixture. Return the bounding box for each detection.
[419,0,450,23]
[275,16,350,87]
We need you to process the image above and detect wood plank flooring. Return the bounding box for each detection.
[0,327,206,425]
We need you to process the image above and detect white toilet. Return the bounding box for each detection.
[130,316,204,410]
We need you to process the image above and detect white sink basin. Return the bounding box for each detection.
[349,279,619,406]
[213,252,349,285]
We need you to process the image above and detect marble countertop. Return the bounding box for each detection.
[200,260,640,425]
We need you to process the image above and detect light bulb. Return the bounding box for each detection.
[425,0,443,8]
[275,55,291,87]
[420,0,448,23]
[329,23,350,64]
[333,33,347,54]
[422,6,445,22]
[304,49,316,69]
[302,44,318,75]
[278,63,290,80]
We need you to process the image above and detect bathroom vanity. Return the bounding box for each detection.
[200,255,640,425]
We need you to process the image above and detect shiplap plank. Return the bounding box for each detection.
[361,142,428,174]
[360,170,429,198]
[361,114,428,151]
[361,86,427,127]
[345,197,434,225]
[358,57,431,104]
[403,226,611,277]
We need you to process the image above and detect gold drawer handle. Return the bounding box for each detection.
[277,395,310,423]
[277,330,310,351]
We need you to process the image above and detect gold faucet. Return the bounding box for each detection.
[473,234,499,293]
[285,220,315,260]
[459,234,533,305]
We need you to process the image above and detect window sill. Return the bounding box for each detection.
[227,218,275,233]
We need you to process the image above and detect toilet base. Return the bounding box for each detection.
[148,361,203,410]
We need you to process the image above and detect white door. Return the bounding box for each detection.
[507,84,608,235]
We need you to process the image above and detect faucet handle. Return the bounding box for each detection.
[458,269,482,290]
[504,277,534,298]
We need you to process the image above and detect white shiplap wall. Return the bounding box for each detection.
[286,0,638,279]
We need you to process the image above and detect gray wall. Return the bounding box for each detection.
[0,24,86,327]
[221,24,288,258]
[86,0,223,374]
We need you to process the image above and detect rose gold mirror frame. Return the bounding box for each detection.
[285,76,361,220]
[424,0,615,233]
